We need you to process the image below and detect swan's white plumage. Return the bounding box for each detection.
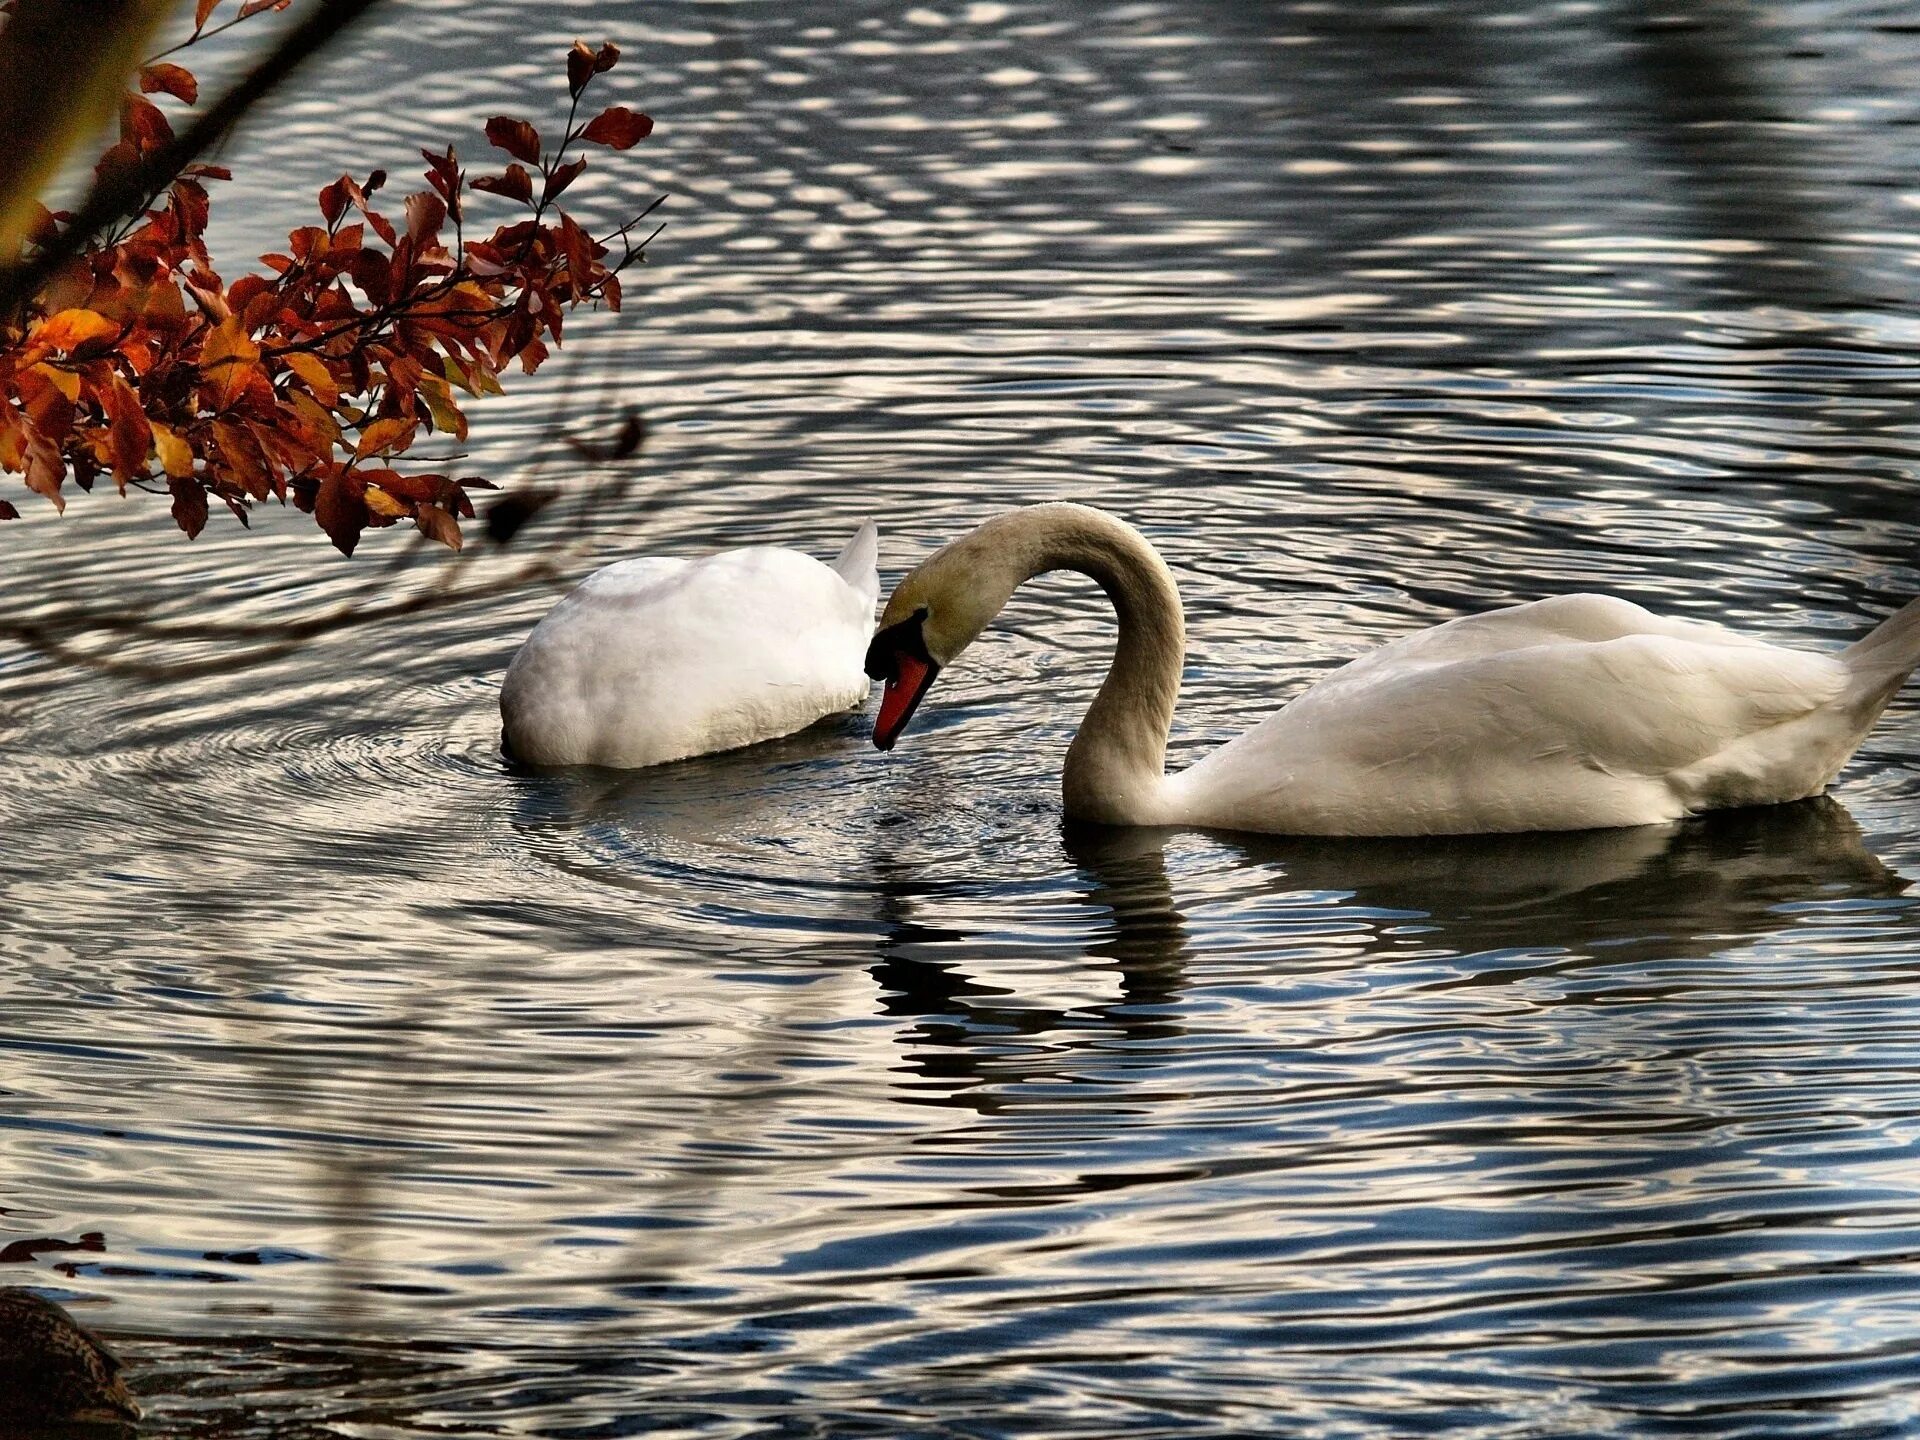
[1168,593,1868,834]
[872,504,1920,836]
[501,523,878,767]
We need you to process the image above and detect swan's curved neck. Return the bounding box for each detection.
[998,507,1185,825]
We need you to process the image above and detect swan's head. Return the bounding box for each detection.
[864,528,1015,750]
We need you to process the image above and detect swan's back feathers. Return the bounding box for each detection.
[1178,593,1864,834]
[501,544,873,767]
[831,520,881,611]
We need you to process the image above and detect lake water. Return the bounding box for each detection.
[9,0,1920,1434]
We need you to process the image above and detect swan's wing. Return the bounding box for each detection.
[830,520,881,613]
[1296,630,1849,778]
[1333,593,1773,683]
[1180,623,1852,833]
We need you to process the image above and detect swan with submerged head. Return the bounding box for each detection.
[502,521,879,767]
[864,503,1920,835]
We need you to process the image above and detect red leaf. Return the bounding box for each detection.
[239,0,290,15]
[0,500,19,521]
[183,162,231,180]
[318,175,351,226]
[593,42,620,73]
[104,374,152,488]
[139,63,198,104]
[194,0,219,28]
[120,93,174,153]
[405,190,446,246]
[169,473,207,538]
[363,206,397,248]
[23,431,64,512]
[472,164,533,203]
[544,156,587,202]
[567,41,594,98]
[484,117,540,164]
[580,106,651,149]
[315,471,366,555]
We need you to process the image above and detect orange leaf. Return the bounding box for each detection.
[282,350,339,405]
[194,0,220,27]
[354,415,412,459]
[26,308,118,361]
[199,315,262,411]
[169,473,207,538]
[24,432,64,513]
[567,40,594,97]
[29,363,80,405]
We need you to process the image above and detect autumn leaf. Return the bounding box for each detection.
[169,472,208,538]
[363,484,410,519]
[593,42,620,74]
[0,500,19,521]
[484,116,541,164]
[472,164,533,204]
[194,0,220,26]
[354,415,412,459]
[283,351,339,405]
[238,0,290,16]
[567,41,595,98]
[545,157,587,202]
[150,422,193,480]
[199,315,262,411]
[314,470,366,555]
[317,175,352,227]
[414,502,462,551]
[24,432,64,512]
[139,63,199,105]
[580,107,652,149]
[405,190,446,246]
[24,308,118,362]
[102,374,152,489]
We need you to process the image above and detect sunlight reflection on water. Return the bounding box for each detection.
[9,1,1920,1435]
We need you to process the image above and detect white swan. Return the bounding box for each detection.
[502,522,879,767]
[864,503,1920,835]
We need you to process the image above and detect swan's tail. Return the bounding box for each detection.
[1842,596,1920,709]
[831,519,881,611]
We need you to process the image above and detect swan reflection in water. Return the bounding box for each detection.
[512,743,1907,1025]
[872,797,1907,1042]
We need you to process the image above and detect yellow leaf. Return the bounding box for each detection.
[30,362,79,403]
[282,350,339,406]
[149,421,193,479]
[288,391,342,451]
[418,374,468,441]
[363,485,410,518]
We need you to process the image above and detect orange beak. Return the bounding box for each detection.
[873,651,937,751]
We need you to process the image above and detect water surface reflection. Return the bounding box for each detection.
[8,0,1920,1435]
